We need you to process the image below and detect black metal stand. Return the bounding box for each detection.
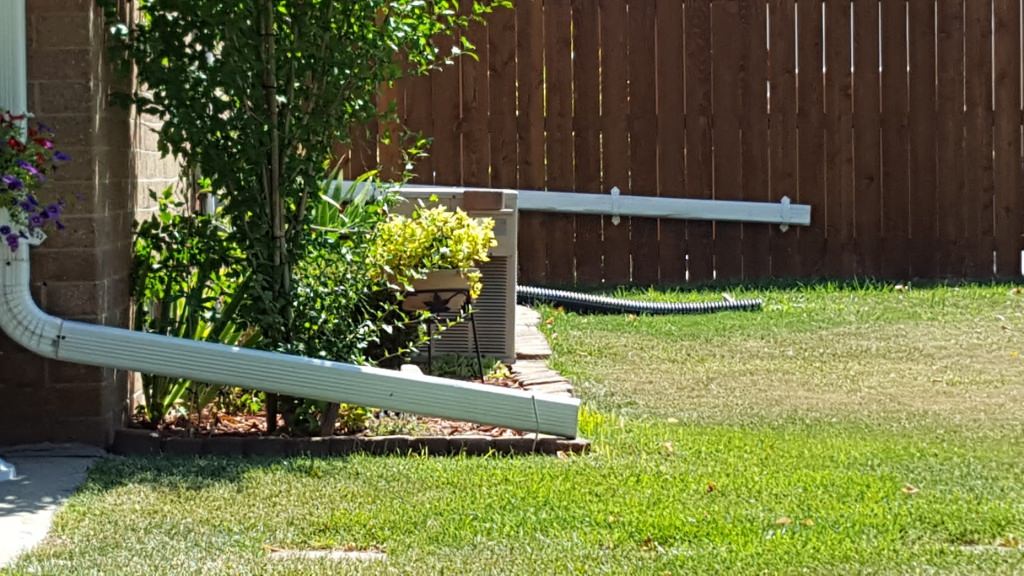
[415,288,484,379]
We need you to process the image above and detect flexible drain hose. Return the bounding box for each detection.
[516,285,763,315]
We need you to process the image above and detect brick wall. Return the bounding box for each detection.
[0,0,179,447]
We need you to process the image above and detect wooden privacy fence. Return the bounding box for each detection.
[346,0,1024,286]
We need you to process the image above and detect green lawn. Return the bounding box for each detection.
[5,283,1024,575]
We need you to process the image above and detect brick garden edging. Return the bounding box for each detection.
[112,428,590,458]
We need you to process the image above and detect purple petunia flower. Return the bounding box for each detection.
[54,151,70,162]
[0,226,10,235]
[46,203,61,215]
[2,174,23,190]
[18,200,33,212]
[15,160,42,180]
[29,215,43,227]
[5,234,19,251]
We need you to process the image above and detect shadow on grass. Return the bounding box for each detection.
[84,455,337,493]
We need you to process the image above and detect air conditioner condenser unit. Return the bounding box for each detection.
[394,188,518,364]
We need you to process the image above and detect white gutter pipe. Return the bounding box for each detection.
[516,188,809,230]
[0,0,27,480]
[0,0,27,118]
[334,181,811,230]
[0,212,579,438]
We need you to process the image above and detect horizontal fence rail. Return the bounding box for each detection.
[342,0,1024,286]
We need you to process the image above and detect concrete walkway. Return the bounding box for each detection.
[0,443,104,568]
[510,306,575,398]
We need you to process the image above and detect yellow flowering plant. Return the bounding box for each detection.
[369,204,496,299]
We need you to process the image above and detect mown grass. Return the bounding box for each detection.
[547,282,1024,433]
[5,283,1023,575]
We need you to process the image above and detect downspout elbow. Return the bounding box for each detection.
[0,241,63,360]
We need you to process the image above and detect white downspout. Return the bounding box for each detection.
[0,0,27,480]
[0,215,580,437]
[0,0,27,117]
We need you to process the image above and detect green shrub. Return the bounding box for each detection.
[131,188,256,426]
[102,0,507,353]
[293,198,433,367]
[284,185,444,434]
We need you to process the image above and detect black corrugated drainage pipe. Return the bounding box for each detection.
[516,285,763,315]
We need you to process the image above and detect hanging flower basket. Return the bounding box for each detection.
[1,110,70,251]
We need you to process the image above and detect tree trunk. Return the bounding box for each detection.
[319,403,340,437]
[260,0,291,433]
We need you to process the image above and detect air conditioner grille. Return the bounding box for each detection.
[430,257,512,360]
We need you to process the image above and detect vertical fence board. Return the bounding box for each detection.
[853,0,882,275]
[964,0,995,278]
[740,0,770,281]
[573,0,604,284]
[349,121,378,177]
[516,1,547,284]
[462,6,490,186]
[936,0,966,276]
[377,80,403,179]
[993,0,1022,278]
[404,73,435,183]
[711,1,743,281]
[628,0,660,284]
[881,0,910,279]
[488,7,517,189]
[657,0,687,284]
[601,0,632,284]
[545,0,576,284]
[771,0,800,277]
[797,0,826,277]
[335,139,356,179]
[430,34,462,186]
[825,1,854,277]
[684,0,714,283]
[908,0,937,278]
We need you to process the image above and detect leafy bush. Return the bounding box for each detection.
[283,185,449,434]
[369,204,496,298]
[132,188,256,426]
[102,0,507,352]
[293,194,432,367]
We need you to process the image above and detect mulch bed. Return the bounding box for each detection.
[114,376,588,458]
